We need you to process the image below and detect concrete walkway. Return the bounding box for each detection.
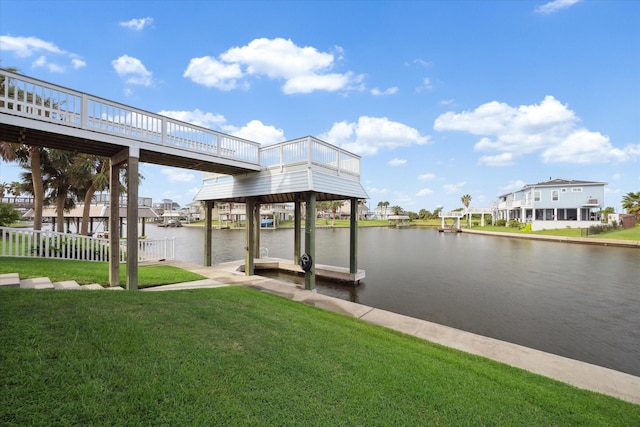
[144,260,640,405]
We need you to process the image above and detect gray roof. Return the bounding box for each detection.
[524,178,607,188]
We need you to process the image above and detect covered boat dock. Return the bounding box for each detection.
[195,136,368,290]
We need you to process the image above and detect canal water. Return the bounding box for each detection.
[146,225,640,377]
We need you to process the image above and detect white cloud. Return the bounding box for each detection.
[157,109,285,145]
[371,86,398,96]
[478,152,515,166]
[183,56,243,91]
[416,188,434,197]
[158,109,227,129]
[112,55,153,86]
[71,58,86,69]
[119,17,154,31]
[320,116,430,156]
[541,129,627,164]
[418,173,435,181]
[388,158,407,167]
[32,55,64,73]
[416,77,433,92]
[535,0,581,14]
[0,35,85,71]
[443,181,466,194]
[0,35,65,57]
[161,168,196,183]
[184,37,363,94]
[226,120,286,145]
[499,180,526,193]
[434,95,637,165]
[411,59,433,68]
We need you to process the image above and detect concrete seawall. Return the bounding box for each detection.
[461,228,640,248]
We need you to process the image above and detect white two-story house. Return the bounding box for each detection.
[493,178,606,231]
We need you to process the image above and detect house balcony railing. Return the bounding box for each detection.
[583,198,599,206]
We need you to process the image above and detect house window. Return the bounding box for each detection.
[552,190,559,201]
[534,191,541,202]
[561,188,567,193]
[572,187,583,192]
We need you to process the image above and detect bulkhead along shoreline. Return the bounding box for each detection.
[460,228,640,248]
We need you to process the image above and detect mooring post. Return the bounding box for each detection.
[304,192,316,290]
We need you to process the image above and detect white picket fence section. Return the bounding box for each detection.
[0,227,174,263]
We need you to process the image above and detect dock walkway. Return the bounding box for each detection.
[145,260,640,404]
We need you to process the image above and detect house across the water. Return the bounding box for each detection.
[493,178,607,231]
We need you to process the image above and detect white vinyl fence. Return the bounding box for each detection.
[0,227,174,263]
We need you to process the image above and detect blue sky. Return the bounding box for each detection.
[1,0,638,213]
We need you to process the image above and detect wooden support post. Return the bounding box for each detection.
[294,198,301,265]
[245,198,256,276]
[126,155,139,291]
[350,198,358,275]
[204,200,213,266]
[304,192,316,290]
[253,202,261,259]
[109,158,120,288]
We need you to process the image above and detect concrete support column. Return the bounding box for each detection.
[245,198,256,276]
[294,198,301,265]
[304,192,316,290]
[126,155,139,291]
[204,200,213,266]
[350,198,358,275]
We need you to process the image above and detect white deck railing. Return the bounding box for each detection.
[259,136,361,177]
[0,227,174,263]
[0,69,260,166]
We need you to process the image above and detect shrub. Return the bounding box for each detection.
[496,219,507,227]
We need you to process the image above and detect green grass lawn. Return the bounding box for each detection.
[1,286,637,426]
[0,257,205,288]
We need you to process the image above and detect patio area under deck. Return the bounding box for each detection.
[195,136,369,290]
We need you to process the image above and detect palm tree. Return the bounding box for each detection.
[391,205,403,216]
[328,200,344,226]
[621,191,640,219]
[377,201,390,219]
[461,194,472,227]
[68,155,110,235]
[43,149,77,232]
